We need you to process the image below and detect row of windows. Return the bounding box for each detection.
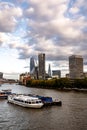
[14,98,42,104]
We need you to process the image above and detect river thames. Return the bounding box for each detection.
[0,83,87,130]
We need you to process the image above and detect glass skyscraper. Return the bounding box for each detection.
[30,57,35,74]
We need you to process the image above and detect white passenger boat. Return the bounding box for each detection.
[8,94,44,108]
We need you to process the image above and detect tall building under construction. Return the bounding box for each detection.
[38,53,45,79]
[69,55,83,79]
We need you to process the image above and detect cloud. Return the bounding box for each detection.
[0,2,22,32]
[0,32,10,45]
[22,0,86,56]
[5,0,87,62]
[24,0,86,44]
[69,7,79,14]
[0,0,87,75]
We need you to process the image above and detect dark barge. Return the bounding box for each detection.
[35,95,62,107]
[43,101,62,106]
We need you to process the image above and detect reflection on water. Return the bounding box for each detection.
[0,83,87,130]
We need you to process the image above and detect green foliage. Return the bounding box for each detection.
[74,78,87,89]
[45,79,56,88]
[26,78,87,89]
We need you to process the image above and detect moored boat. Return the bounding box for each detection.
[27,94,62,106]
[2,89,12,94]
[0,92,7,99]
[8,94,44,108]
[0,89,12,99]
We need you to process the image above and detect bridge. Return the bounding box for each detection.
[0,79,18,84]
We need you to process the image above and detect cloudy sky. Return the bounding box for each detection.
[0,0,87,79]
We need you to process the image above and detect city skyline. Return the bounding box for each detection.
[0,0,87,79]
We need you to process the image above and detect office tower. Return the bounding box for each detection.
[38,53,45,79]
[52,70,61,78]
[30,57,35,74]
[48,64,51,77]
[69,55,83,79]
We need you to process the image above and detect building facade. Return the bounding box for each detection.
[69,55,83,79]
[19,73,30,85]
[48,64,51,77]
[38,53,45,79]
[52,70,61,79]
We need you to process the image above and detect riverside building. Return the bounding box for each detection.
[52,70,61,79]
[69,55,83,79]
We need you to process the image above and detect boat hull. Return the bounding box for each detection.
[0,95,7,99]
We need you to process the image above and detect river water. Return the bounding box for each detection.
[0,83,87,130]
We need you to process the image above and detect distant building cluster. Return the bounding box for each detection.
[19,53,61,84]
[19,54,87,85]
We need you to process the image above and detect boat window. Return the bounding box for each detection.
[32,102,35,104]
[14,98,23,102]
[20,100,22,102]
[25,101,28,103]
